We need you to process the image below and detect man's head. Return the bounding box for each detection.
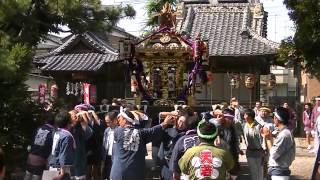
[117,109,136,127]
[176,107,194,131]
[185,115,200,130]
[197,120,218,144]
[222,108,235,127]
[68,110,79,126]
[282,102,289,109]
[243,109,255,122]
[105,110,119,129]
[304,103,311,110]
[46,111,56,126]
[230,97,239,108]
[55,111,72,129]
[259,107,271,118]
[273,107,290,127]
[255,101,262,109]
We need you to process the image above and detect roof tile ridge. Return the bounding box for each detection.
[45,35,63,45]
[83,32,118,55]
[34,34,79,60]
[49,34,80,55]
[241,5,250,33]
[247,28,280,49]
[185,3,248,8]
[181,7,195,33]
[41,55,62,71]
[190,3,249,13]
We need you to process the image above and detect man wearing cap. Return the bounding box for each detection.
[243,109,264,180]
[256,107,274,132]
[110,108,175,180]
[178,119,234,180]
[263,107,296,180]
[255,106,274,180]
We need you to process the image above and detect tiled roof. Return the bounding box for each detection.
[36,32,120,72]
[41,53,118,72]
[178,3,279,56]
[47,32,118,56]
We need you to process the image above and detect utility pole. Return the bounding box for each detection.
[274,14,278,42]
[269,14,278,42]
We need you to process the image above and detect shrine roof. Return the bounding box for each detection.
[41,53,118,72]
[36,32,119,72]
[49,32,118,56]
[177,3,279,57]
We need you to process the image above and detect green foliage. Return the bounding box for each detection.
[145,0,176,27]
[283,0,320,78]
[0,0,135,176]
[277,37,303,67]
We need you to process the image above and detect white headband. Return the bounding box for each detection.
[118,106,140,125]
[274,111,283,122]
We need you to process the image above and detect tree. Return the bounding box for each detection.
[146,0,176,27]
[277,37,303,68]
[282,0,320,78]
[0,0,135,175]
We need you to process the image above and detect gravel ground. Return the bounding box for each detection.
[290,138,316,180]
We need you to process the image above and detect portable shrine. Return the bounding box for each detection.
[126,3,208,106]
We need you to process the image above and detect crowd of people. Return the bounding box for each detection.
[19,97,306,180]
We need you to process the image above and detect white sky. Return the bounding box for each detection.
[101,0,295,43]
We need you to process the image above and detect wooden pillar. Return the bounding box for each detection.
[255,73,260,103]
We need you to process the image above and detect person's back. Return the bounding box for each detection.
[268,127,295,168]
[30,123,55,158]
[111,126,147,180]
[179,145,234,180]
[170,114,200,180]
[170,129,199,178]
[178,120,234,180]
[25,122,55,179]
[49,129,75,168]
[110,109,175,180]
[263,107,296,179]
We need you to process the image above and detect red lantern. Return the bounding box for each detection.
[90,85,97,104]
[83,83,90,104]
[38,84,46,103]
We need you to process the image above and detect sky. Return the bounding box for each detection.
[101,0,295,43]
